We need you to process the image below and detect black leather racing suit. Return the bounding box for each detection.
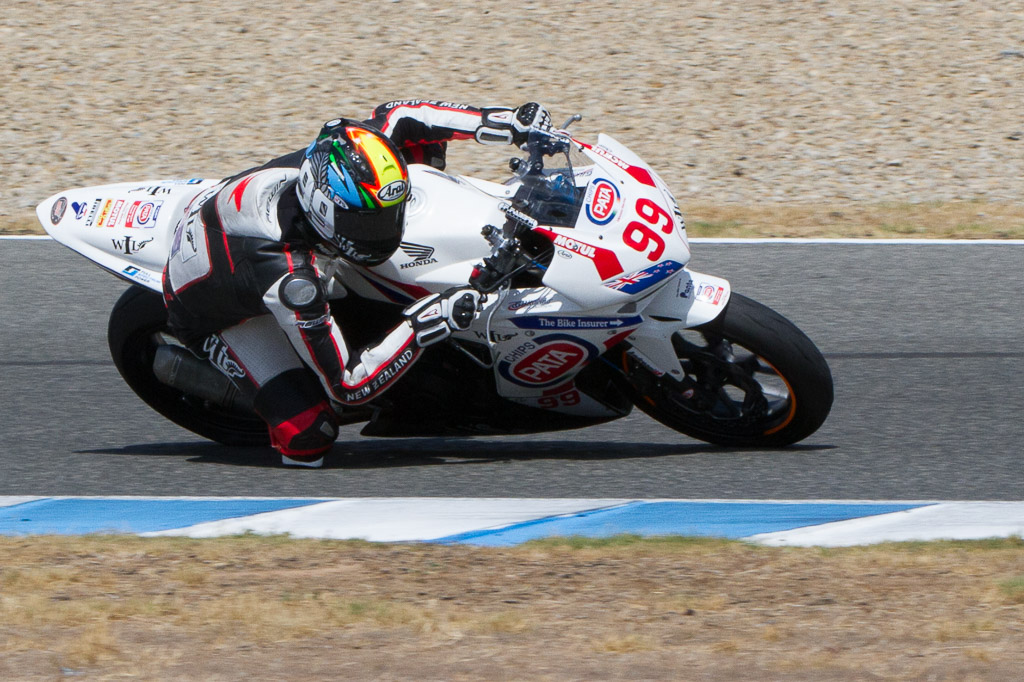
[162,101,485,457]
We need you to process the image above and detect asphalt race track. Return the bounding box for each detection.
[1,239,1021,500]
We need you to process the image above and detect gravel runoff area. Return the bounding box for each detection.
[4,0,1024,234]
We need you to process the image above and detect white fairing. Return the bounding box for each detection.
[38,179,219,291]
[337,167,513,300]
[38,135,731,419]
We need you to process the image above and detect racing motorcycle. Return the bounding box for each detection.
[37,116,833,448]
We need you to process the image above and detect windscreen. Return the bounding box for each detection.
[509,130,590,228]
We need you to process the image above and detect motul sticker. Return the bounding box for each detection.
[105,199,125,228]
[498,334,597,387]
[535,227,624,279]
[584,179,620,225]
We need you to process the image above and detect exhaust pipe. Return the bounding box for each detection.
[152,345,254,412]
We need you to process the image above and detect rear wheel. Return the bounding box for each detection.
[107,286,269,446]
[628,293,833,446]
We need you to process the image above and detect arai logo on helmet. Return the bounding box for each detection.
[585,179,619,225]
[377,180,408,204]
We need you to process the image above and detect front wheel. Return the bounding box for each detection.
[108,286,270,446]
[627,293,833,447]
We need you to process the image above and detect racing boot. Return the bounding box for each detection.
[267,401,338,468]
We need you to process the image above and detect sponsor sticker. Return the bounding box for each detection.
[497,334,599,387]
[535,227,624,280]
[71,200,89,220]
[124,201,141,227]
[584,179,620,225]
[510,315,643,331]
[111,236,153,254]
[84,199,102,226]
[105,199,125,228]
[125,200,162,228]
[695,283,725,305]
[95,199,113,227]
[50,197,67,225]
[121,265,159,287]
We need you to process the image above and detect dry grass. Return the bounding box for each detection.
[0,535,1022,680]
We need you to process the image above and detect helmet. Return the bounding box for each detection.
[296,119,409,266]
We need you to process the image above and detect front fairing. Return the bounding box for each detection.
[525,134,691,308]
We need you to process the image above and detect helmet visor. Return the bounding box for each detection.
[335,200,406,266]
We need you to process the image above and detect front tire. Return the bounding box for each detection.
[628,293,833,447]
[107,286,269,446]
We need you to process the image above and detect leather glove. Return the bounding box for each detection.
[509,102,551,145]
[404,288,482,347]
[476,102,552,147]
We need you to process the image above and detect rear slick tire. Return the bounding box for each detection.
[107,285,270,447]
[629,293,833,447]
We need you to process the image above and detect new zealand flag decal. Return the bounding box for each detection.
[603,260,683,294]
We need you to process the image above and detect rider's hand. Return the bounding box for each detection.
[510,102,551,145]
[404,288,482,347]
[476,103,551,147]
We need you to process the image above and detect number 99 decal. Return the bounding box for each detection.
[623,221,665,261]
[623,198,676,262]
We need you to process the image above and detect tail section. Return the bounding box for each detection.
[37,179,218,291]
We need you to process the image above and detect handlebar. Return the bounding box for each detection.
[469,205,539,293]
[468,113,583,293]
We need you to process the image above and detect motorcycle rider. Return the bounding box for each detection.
[163,100,552,467]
